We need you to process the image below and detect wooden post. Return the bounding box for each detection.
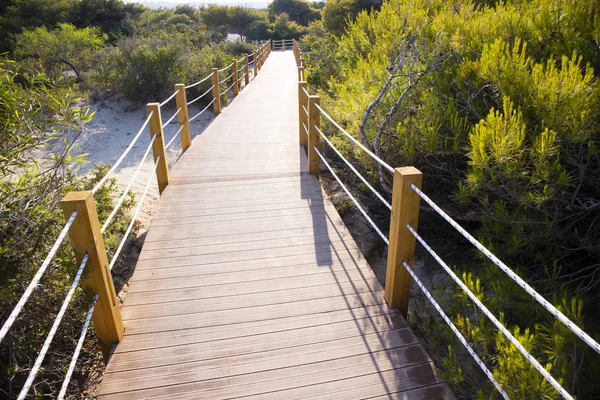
[211,68,221,115]
[299,55,303,67]
[233,59,239,96]
[298,65,305,82]
[384,167,422,317]
[255,51,260,75]
[307,94,320,176]
[244,54,250,85]
[146,103,170,194]
[61,192,123,361]
[174,84,191,151]
[298,81,308,149]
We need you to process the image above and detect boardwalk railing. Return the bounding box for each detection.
[293,38,600,400]
[0,41,272,400]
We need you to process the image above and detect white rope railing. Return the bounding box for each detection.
[187,85,214,106]
[302,122,308,135]
[237,74,245,84]
[408,224,573,399]
[92,111,153,194]
[162,107,181,129]
[302,87,309,97]
[237,64,245,74]
[165,125,184,150]
[158,89,179,108]
[189,98,215,123]
[315,104,394,174]
[314,146,389,244]
[108,157,159,271]
[316,126,391,210]
[411,184,600,356]
[57,294,97,400]
[301,104,308,116]
[185,73,212,89]
[219,71,235,85]
[401,260,510,399]
[222,81,235,95]
[18,254,90,400]
[0,211,78,344]
[100,134,157,234]
[218,62,233,73]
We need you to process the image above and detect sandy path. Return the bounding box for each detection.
[38,98,214,228]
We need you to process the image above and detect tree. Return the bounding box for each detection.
[201,4,230,37]
[0,0,71,52]
[268,0,320,26]
[227,7,267,40]
[15,23,106,81]
[322,0,382,35]
[70,0,134,42]
[272,12,308,39]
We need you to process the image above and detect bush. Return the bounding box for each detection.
[0,60,135,398]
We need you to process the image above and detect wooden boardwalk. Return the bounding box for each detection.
[99,52,454,399]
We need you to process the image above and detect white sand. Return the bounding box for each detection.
[38,98,214,229]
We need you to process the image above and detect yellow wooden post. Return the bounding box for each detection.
[384,167,422,317]
[61,192,123,361]
[211,68,221,115]
[146,103,170,194]
[174,84,191,151]
[233,59,239,96]
[255,51,260,75]
[282,40,286,52]
[244,54,250,85]
[298,65,305,82]
[307,94,320,176]
[298,81,308,149]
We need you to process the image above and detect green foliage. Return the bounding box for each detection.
[0,59,134,398]
[306,0,600,396]
[15,23,106,81]
[322,0,382,36]
[268,0,321,26]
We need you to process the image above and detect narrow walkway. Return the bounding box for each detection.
[99,52,453,399]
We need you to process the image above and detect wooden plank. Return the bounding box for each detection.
[118,304,402,349]
[101,344,430,398]
[115,308,405,354]
[105,327,417,374]
[98,52,452,400]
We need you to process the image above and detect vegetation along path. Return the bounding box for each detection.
[97,51,453,398]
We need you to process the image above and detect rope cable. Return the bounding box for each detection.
[101,134,157,233]
[189,98,215,122]
[158,89,179,108]
[411,184,600,355]
[161,107,181,129]
[57,294,97,400]
[302,122,308,136]
[315,104,394,174]
[302,104,308,116]
[187,85,214,106]
[401,260,510,400]
[108,157,159,271]
[219,71,235,84]
[165,125,184,150]
[315,147,389,244]
[0,211,78,344]
[408,225,573,399]
[218,62,234,73]
[302,87,309,97]
[92,111,153,193]
[18,254,90,400]
[185,73,212,89]
[316,126,391,210]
